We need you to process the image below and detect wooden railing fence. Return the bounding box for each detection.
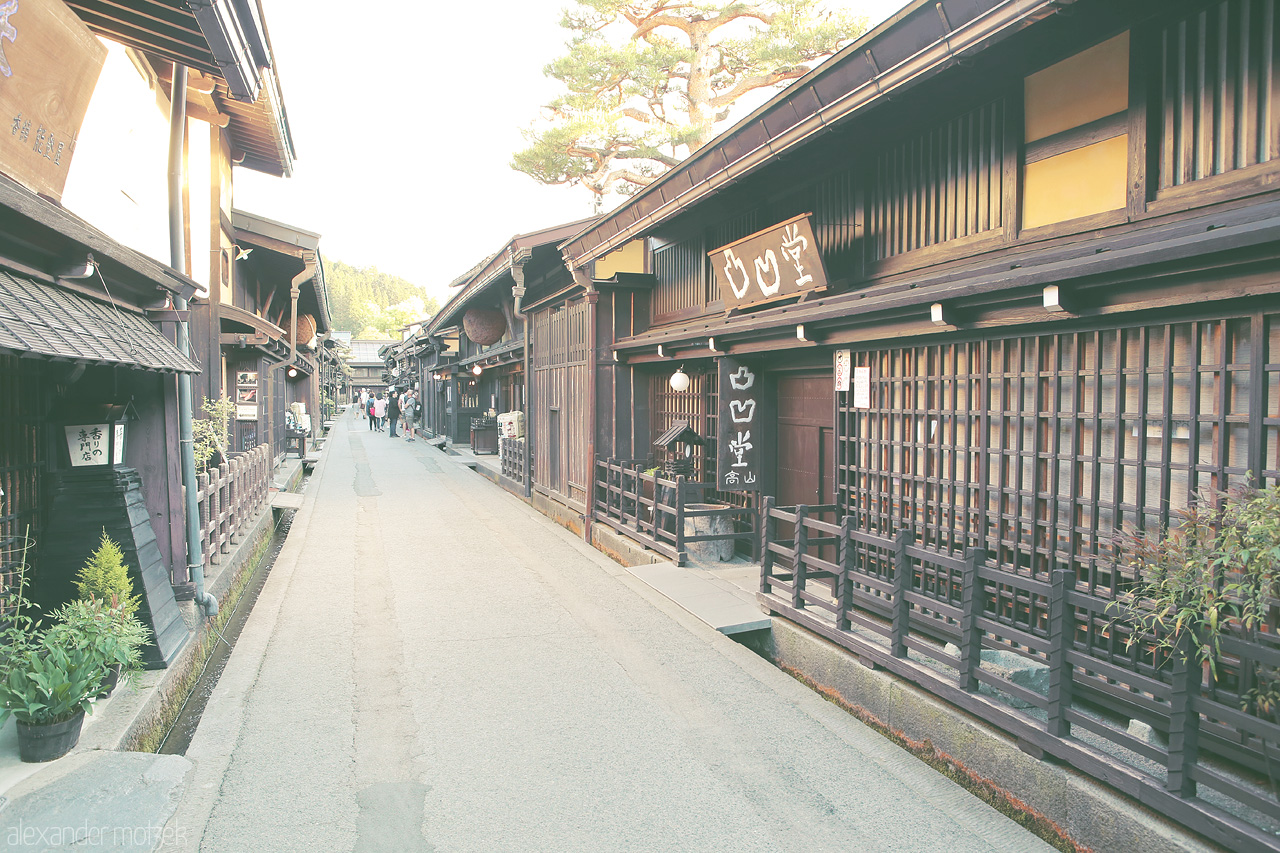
[759,496,1280,853]
[593,458,755,566]
[193,445,272,572]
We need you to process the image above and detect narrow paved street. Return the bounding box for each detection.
[162,412,1056,853]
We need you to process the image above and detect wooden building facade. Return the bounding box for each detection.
[191,211,329,460]
[552,0,1280,848]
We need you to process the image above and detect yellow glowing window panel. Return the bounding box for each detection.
[594,239,646,279]
[1025,32,1129,143]
[1022,135,1128,230]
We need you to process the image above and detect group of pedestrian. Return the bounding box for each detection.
[353,387,417,439]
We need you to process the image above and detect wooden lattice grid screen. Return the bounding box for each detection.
[838,311,1279,596]
[0,353,47,590]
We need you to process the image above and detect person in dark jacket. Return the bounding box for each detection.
[388,390,401,437]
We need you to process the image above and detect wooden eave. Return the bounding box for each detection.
[614,198,1280,355]
[0,173,197,308]
[232,209,329,333]
[459,338,523,367]
[560,0,1070,267]
[67,1,295,176]
[219,302,286,342]
[432,217,598,332]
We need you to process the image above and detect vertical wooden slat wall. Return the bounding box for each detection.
[1160,0,1279,190]
[533,298,590,507]
[868,99,1006,262]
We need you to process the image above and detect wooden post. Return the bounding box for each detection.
[760,495,776,594]
[1167,630,1203,797]
[890,528,912,657]
[837,516,853,631]
[674,475,687,567]
[958,547,988,691]
[792,504,809,610]
[1047,568,1076,738]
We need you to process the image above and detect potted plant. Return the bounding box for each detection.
[70,532,147,694]
[0,571,105,762]
[47,597,149,698]
[74,530,140,619]
[1110,481,1280,681]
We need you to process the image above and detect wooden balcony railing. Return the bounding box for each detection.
[194,445,272,572]
[759,496,1280,853]
[593,458,756,566]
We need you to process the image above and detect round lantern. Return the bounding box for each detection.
[463,307,507,346]
[669,367,691,392]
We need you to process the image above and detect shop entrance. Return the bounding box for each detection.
[773,370,835,574]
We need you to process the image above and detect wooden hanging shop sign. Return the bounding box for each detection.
[708,213,829,312]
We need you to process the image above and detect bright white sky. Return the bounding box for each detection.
[232,0,907,305]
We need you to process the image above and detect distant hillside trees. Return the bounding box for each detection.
[324,258,440,338]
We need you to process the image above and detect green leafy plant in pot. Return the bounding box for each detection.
[0,570,105,762]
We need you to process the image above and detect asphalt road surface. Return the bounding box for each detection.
[161,413,1057,853]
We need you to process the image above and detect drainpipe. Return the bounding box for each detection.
[268,256,317,437]
[571,266,598,542]
[168,63,217,619]
[509,247,533,498]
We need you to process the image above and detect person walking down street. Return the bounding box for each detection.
[367,393,378,431]
[358,388,368,419]
[374,393,388,432]
[387,390,401,437]
[401,389,417,440]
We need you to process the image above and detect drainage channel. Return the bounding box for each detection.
[156,496,301,756]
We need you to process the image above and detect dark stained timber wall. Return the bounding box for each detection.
[1159,0,1280,191]
[869,99,1007,259]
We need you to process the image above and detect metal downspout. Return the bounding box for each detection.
[510,248,533,498]
[267,257,316,440]
[168,64,217,619]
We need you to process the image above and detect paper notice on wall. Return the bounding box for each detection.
[853,366,871,408]
[835,350,851,392]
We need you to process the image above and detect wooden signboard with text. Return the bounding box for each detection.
[0,0,106,202]
[717,356,769,492]
[708,213,829,312]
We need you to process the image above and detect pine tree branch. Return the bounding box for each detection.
[708,66,810,109]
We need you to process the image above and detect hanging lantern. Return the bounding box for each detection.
[462,307,506,346]
[669,366,691,392]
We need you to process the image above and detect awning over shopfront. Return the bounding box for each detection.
[0,270,199,373]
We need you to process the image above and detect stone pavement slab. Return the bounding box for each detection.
[0,752,191,852]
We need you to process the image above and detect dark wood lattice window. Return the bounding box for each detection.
[0,354,47,591]
[1158,0,1280,190]
[652,236,706,324]
[839,311,1275,593]
[651,366,715,482]
[867,99,1006,261]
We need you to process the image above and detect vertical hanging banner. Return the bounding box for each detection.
[717,357,762,491]
[0,0,106,202]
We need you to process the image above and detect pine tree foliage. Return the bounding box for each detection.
[75,530,140,618]
[325,257,441,338]
[513,1,866,207]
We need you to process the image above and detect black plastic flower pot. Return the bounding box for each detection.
[16,710,85,762]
